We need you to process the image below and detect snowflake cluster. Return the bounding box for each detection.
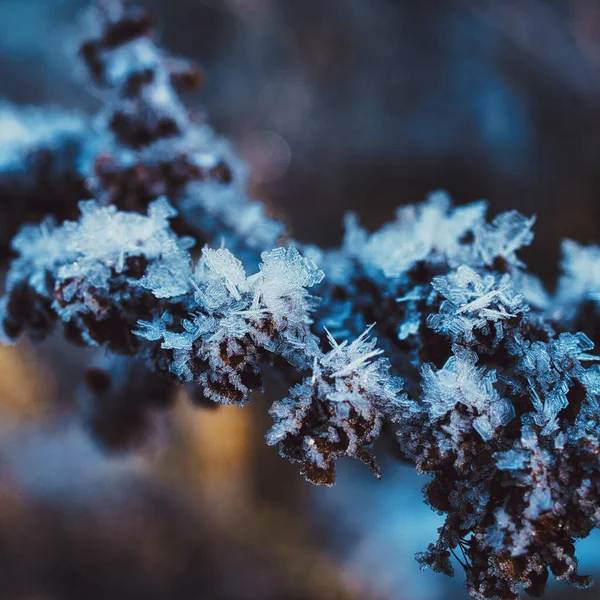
[2,2,600,599]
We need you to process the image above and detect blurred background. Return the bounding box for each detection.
[1,0,600,598]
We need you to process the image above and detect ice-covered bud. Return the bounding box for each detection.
[1,217,72,341]
[266,327,405,485]
[517,332,598,435]
[1,198,192,352]
[138,246,324,405]
[341,192,488,281]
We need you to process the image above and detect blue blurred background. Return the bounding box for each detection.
[1,0,600,598]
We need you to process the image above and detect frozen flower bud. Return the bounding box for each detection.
[267,327,405,485]
[1,198,193,353]
[137,246,324,404]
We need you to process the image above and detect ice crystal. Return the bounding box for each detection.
[420,346,514,443]
[517,332,598,434]
[57,197,194,300]
[473,210,535,269]
[428,266,528,350]
[341,191,487,281]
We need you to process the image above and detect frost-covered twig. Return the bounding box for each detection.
[0,196,402,483]
[3,2,600,600]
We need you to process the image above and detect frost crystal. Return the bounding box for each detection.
[473,210,535,269]
[428,266,527,350]
[341,191,487,280]
[518,332,598,434]
[420,346,514,442]
[58,197,194,299]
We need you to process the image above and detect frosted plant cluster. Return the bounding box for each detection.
[267,327,405,485]
[2,2,600,599]
[2,198,194,350]
[137,245,323,405]
[419,346,514,443]
[81,0,283,258]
